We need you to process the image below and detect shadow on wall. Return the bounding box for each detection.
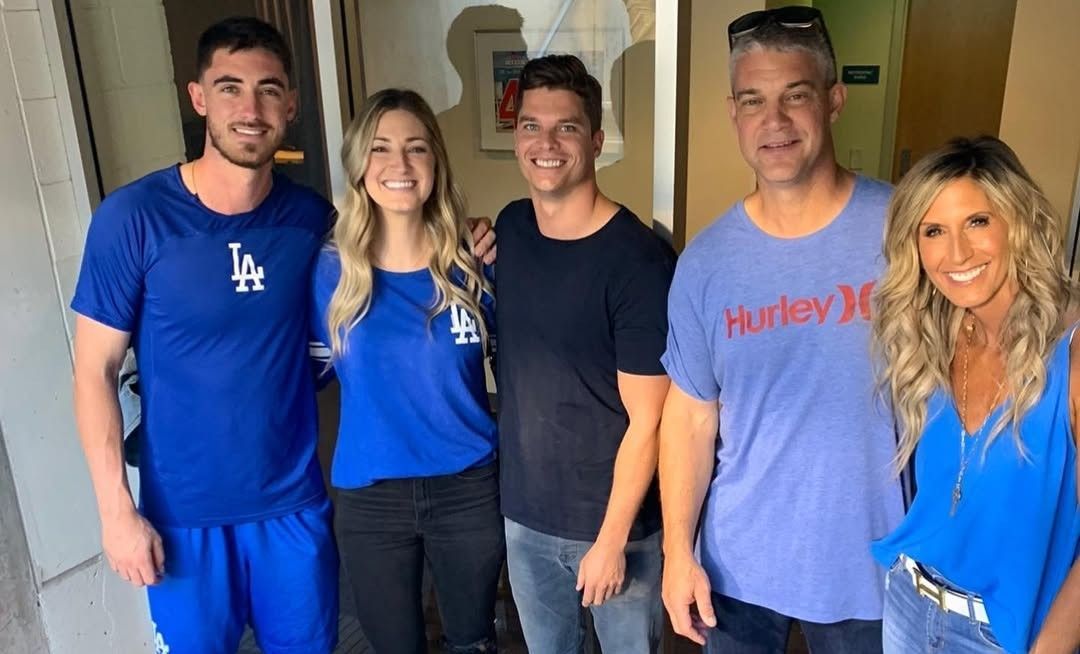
[437,5,529,222]
[435,4,656,224]
[596,38,655,224]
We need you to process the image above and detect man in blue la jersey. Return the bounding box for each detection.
[71,17,338,653]
[658,7,905,653]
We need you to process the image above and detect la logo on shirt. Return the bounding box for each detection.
[449,304,480,345]
[229,242,265,293]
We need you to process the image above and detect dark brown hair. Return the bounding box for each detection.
[515,54,602,134]
[195,16,293,84]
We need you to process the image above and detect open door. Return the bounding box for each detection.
[891,0,1017,181]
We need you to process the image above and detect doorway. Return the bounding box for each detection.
[889,0,1018,181]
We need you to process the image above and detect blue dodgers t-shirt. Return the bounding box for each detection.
[71,165,333,528]
[311,252,497,488]
[662,176,905,622]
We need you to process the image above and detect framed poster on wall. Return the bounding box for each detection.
[473,29,625,160]
[473,31,528,152]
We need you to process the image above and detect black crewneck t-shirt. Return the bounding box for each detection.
[494,199,676,541]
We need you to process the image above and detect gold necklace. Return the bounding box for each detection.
[950,316,1004,517]
[190,160,199,197]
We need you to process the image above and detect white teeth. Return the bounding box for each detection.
[947,264,987,282]
[383,180,416,189]
[534,159,564,168]
[234,128,264,136]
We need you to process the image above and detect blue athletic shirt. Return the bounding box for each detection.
[310,250,496,489]
[71,165,333,527]
[662,176,905,621]
[872,327,1080,653]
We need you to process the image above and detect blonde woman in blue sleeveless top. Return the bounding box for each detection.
[871,136,1080,654]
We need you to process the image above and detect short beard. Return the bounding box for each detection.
[207,122,279,170]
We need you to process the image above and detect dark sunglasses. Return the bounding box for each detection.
[727,6,829,50]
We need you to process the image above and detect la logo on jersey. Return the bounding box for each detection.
[151,621,170,654]
[449,304,481,345]
[229,242,265,293]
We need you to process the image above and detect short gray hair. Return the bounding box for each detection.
[729,20,837,88]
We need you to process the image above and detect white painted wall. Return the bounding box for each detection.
[0,0,153,650]
[815,0,898,179]
[69,0,185,193]
[684,0,761,241]
[354,0,653,222]
[999,0,1080,227]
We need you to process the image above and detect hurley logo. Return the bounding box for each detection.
[229,242,265,293]
[725,282,874,339]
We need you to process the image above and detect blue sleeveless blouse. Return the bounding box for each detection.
[872,328,1080,653]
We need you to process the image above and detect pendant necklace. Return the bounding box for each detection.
[951,316,1004,517]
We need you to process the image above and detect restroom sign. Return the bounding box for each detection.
[498,79,519,120]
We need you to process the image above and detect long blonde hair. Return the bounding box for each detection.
[325,88,491,356]
[873,136,1076,470]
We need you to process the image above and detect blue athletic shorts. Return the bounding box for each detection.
[147,498,338,653]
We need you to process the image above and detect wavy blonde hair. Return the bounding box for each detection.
[873,136,1076,470]
[325,88,491,357]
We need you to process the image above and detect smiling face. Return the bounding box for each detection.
[361,108,435,221]
[513,87,603,198]
[917,176,1016,316]
[188,47,295,169]
[728,46,844,187]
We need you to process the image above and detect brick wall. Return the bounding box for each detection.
[0,0,178,651]
[69,0,186,193]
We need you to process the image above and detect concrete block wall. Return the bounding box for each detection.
[0,0,163,651]
[69,0,185,193]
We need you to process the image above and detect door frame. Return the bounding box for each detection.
[1068,163,1080,276]
[312,1,349,208]
[878,0,909,181]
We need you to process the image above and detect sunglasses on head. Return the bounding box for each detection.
[727,6,828,50]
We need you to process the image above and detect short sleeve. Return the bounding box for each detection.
[70,193,145,332]
[661,257,720,401]
[612,251,675,376]
[309,250,337,386]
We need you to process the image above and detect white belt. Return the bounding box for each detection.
[899,555,989,624]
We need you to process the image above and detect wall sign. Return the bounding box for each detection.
[842,65,880,85]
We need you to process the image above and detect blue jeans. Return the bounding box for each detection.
[704,593,882,654]
[883,558,1004,653]
[504,519,662,654]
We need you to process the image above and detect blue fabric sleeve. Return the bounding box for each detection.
[70,192,144,331]
[309,252,336,390]
[661,257,720,401]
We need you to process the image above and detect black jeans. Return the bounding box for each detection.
[335,461,505,654]
[705,593,883,654]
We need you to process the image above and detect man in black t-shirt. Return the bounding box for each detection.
[494,54,675,653]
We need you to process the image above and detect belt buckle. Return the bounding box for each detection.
[915,573,948,611]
